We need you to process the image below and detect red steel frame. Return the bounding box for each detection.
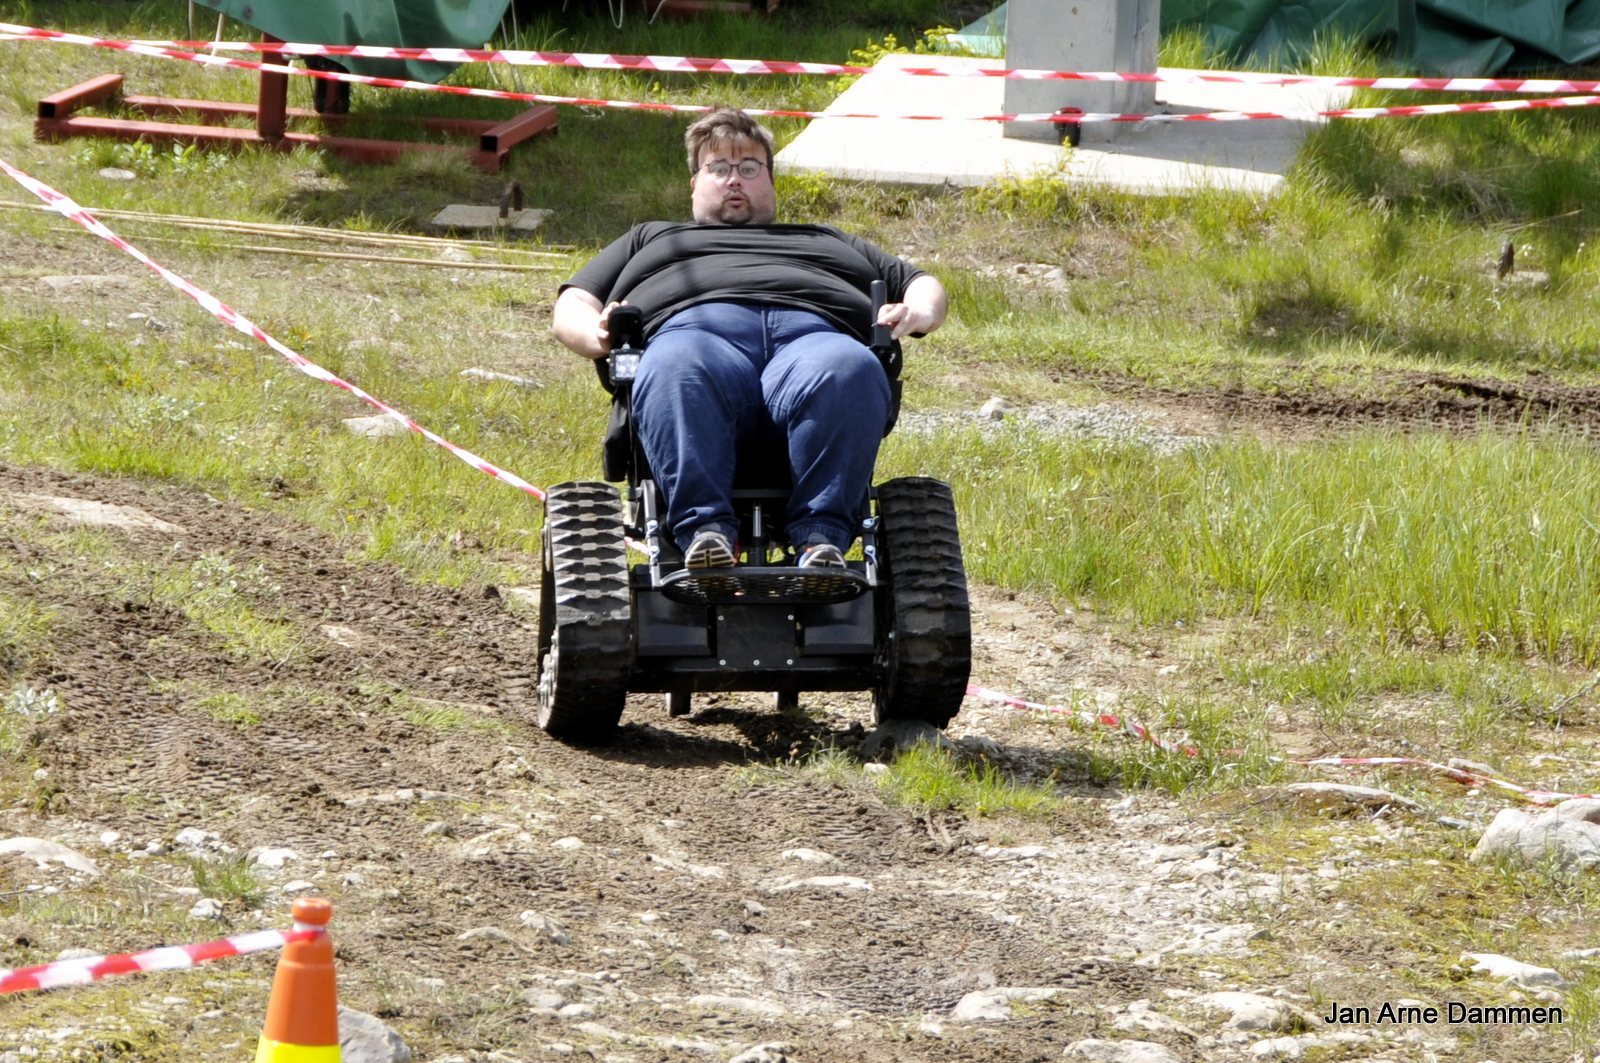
[34,43,556,173]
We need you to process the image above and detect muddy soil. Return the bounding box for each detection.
[0,462,1572,1063]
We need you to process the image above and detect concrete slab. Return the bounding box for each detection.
[428,204,552,231]
[775,54,1353,194]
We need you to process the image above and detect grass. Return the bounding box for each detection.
[187,853,266,907]
[0,4,1598,803]
[872,742,1063,818]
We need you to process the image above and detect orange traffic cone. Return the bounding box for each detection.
[255,897,340,1063]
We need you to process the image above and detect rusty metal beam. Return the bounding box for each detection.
[38,74,124,120]
[257,35,288,141]
[479,104,558,156]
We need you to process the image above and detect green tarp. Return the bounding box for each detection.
[953,0,1600,75]
[1163,0,1600,74]
[196,0,512,83]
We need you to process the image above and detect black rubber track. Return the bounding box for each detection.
[534,481,632,744]
[872,477,972,728]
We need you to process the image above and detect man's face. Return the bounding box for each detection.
[690,136,777,226]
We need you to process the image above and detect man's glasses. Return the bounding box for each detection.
[698,158,767,180]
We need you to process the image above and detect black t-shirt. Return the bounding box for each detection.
[561,222,925,343]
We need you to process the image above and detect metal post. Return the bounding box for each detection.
[1003,0,1160,142]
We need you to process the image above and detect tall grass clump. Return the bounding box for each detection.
[874,742,1060,818]
[887,424,1600,662]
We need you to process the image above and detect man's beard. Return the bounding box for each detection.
[711,198,773,225]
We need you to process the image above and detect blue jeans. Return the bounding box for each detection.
[633,302,891,554]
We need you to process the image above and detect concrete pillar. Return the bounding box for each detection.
[1003,0,1160,142]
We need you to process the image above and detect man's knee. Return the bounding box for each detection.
[771,338,889,408]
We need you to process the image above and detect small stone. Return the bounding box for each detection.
[342,415,409,438]
[859,718,956,761]
[99,831,121,848]
[281,880,315,894]
[0,838,100,876]
[1191,992,1313,1031]
[1249,1037,1304,1060]
[461,368,539,389]
[728,1043,793,1063]
[457,927,517,946]
[174,828,220,848]
[769,875,872,893]
[1471,800,1600,870]
[422,821,454,837]
[979,397,1017,421]
[252,848,300,869]
[55,948,99,960]
[688,995,788,1017]
[552,837,584,850]
[1447,757,1498,776]
[1065,1039,1182,1063]
[98,167,137,180]
[523,989,565,1009]
[950,987,1062,1023]
[189,898,225,919]
[557,1003,596,1020]
[710,929,734,943]
[338,1005,412,1063]
[742,899,768,916]
[1281,782,1424,814]
[545,1046,574,1056]
[779,848,839,865]
[1460,952,1565,987]
[519,911,571,945]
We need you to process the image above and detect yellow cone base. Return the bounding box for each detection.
[254,1036,340,1063]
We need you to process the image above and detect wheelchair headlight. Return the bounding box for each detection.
[610,350,641,382]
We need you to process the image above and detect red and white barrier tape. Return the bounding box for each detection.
[0,928,317,995]
[7,24,1600,125]
[967,684,1599,806]
[10,25,1600,96]
[0,159,545,502]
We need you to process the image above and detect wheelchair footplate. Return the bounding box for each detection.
[659,564,869,606]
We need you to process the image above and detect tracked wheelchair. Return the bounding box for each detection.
[532,282,972,744]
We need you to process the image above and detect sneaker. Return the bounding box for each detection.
[798,542,847,569]
[684,528,736,569]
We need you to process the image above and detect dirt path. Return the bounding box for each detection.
[0,463,1572,1063]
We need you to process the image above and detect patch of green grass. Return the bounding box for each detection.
[395,695,510,735]
[187,853,265,907]
[0,590,55,685]
[874,742,1061,818]
[191,691,262,728]
[887,426,1600,664]
[1069,692,1285,795]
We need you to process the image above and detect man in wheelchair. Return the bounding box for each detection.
[552,108,948,571]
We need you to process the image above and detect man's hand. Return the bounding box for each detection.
[552,288,630,360]
[875,274,948,340]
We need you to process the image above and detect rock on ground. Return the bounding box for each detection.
[1461,952,1565,987]
[1190,992,1313,1031]
[338,1006,411,1063]
[0,837,100,875]
[858,718,956,761]
[1065,1039,1183,1063]
[1471,799,1600,870]
[949,987,1064,1023]
[729,1044,793,1063]
[1281,782,1423,814]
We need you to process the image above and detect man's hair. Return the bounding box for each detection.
[684,108,775,174]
